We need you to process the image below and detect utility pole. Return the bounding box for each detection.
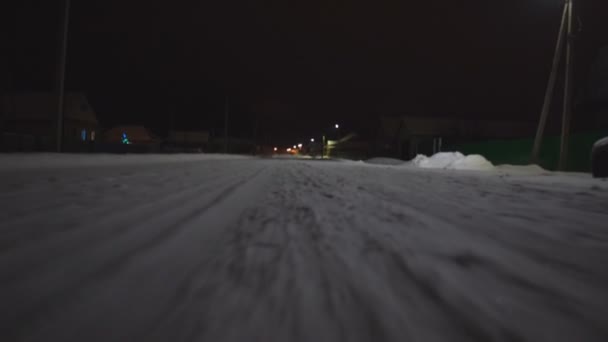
[1,36,11,149]
[56,0,71,152]
[252,113,259,155]
[531,4,568,163]
[322,134,326,158]
[558,0,574,171]
[224,95,229,153]
[531,0,577,170]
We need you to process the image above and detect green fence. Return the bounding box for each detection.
[448,131,608,172]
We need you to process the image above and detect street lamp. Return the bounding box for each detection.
[310,138,315,142]
[298,143,303,148]
[335,124,340,129]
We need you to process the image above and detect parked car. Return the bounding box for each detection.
[592,137,608,178]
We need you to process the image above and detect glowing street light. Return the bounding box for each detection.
[310,138,315,142]
[286,148,292,152]
[335,124,340,129]
[298,143,303,148]
[293,145,297,149]
[273,147,278,152]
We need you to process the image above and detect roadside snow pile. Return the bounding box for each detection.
[365,157,405,165]
[452,154,496,170]
[411,152,495,171]
[495,164,548,175]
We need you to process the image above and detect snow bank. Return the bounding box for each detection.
[362,152,551,175]
[365,157,406,166]
[452,154,496,170]
[411,152,495,171]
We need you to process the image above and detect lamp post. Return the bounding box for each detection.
[56,0,71,152]
[531,0,575,170]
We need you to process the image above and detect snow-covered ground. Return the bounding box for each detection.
[1,153,607,342]
[0,152,251,170]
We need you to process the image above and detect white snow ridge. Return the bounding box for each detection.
[411,152,495,171]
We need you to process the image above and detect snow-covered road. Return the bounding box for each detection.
[1,155,607,341]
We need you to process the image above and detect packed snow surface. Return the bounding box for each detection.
[1,153,607,342]
[0,153,249,170]
[495,164,548,174]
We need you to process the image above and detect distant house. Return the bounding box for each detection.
[166,130,209,150]
[378,116,536,159]
[1,92,99,151]
[326,133,371,160]
[103,125,160,145]
[209,137,256,154]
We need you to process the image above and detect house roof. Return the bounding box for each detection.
[1,92,98,125]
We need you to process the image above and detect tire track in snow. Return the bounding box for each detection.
[0,165,232,253]
[135,163,357,342]
[313,161,608,341]
[0,165,253,281]
[20,161,273,342]
[0,162,223,226]
[2,158,607,342]
[284,163,497,341]
[1,164,268,341]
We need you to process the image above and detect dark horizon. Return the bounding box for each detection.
[2,0,608,144]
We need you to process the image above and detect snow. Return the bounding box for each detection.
[0,152,250,170]
[410,151,495,170]
[1,154,607,341]
[365,157,405,165]
[450,154,495,170]
[495,164,548,174]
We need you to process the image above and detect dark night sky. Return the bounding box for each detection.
[2,0,608,144]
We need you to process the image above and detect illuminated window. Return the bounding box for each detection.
[91,131,96,141]
[81,129,87,141]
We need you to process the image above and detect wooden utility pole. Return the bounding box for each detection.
[531,4,568,163]
[224,95,229,153]
[56,0,71,152]
[531,0,575,171]
[559,0,574,171]
[252,113,259,155]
